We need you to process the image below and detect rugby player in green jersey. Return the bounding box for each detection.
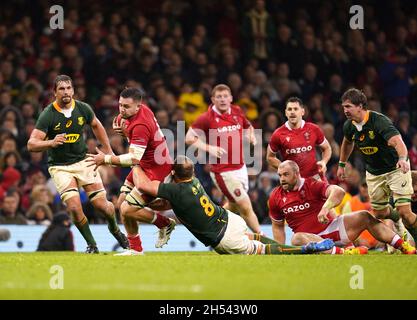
[132,155,334,255]
[338,88,417,248]
[27,75,129,253]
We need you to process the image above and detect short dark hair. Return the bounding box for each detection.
[173,155,194,180]
[54,75,73,91]
[285,97,303,108]
[341,88,367,109]
[120,87,143,101]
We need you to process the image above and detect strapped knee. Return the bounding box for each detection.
[125,192,146,208]
[393,197,412,207]
[61,188,79,202]
[371,201,389,211]
[87,188,106,202]
[120,183,133,195]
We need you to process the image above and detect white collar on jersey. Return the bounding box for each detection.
[285,120,305,130]
[213,105,231,115]
[292,178,305,192]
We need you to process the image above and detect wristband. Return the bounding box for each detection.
[398,156,408,161]
[338,161,346,168]
[104,155,112,165]
[119,154,133,166]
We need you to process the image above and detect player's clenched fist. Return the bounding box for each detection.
[51,133,66,148]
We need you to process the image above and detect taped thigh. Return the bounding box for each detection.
[87,188,107,202]
[60,188,79,202]
[125,187,147,208]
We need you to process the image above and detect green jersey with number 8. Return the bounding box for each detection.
[157,177,228,247]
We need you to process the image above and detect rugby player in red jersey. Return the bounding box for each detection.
[268,160,416,254]
[87,88,176,255]
[267,97,331,180]
[185,84,262,233]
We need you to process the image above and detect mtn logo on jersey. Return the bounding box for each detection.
[285,145,313,155]
[217,124,241,133]
[64,134,80,143]
[359,146,378,155]
[283,202,311,214]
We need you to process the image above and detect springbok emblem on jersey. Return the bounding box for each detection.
[78,117,84,125]
[368,130,375,139]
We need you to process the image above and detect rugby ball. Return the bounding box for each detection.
[113,114,128,136]
[114,114,126,128]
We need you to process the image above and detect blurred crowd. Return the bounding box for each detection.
[1,0,417,225]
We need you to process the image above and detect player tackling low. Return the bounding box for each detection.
[134,155,334,255]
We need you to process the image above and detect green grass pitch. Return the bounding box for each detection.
[1,252,416,300]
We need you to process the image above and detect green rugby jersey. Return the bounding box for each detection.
[157,177,228,247]
[343,111,400,175]
[35,99,94,166]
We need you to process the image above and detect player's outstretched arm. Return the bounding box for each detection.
[86,144,145,170]
[90,116,113,155]
[132,166,160,197]
[27,129,65,152]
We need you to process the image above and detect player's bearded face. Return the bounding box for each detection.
[285,102,304,125]
[278,170,297,191]
[55,81,74,105]
[119,97,140,119]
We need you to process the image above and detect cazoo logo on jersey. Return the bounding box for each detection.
[283,202,310,214]
[285,145,313,155]
[217,124,241,133]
